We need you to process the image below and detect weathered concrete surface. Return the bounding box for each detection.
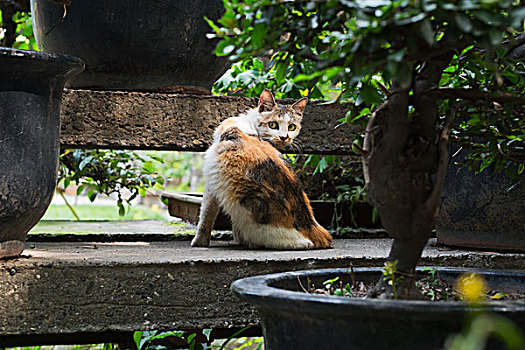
[28,219,387,242]
[1,237,524,337]
[27,219,233,242]
[60,90,358,154]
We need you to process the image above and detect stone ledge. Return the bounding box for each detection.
[1,237,523,339]
[27,219,389,242]
[60,90,358,154]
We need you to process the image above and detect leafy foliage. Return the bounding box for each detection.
[447,313,525,350]
[58,149,165,216]
[210,0,525,189]
[213,56,320,99]
[0,10,37,49]
[134,330,211,350]
[133,328,262,350]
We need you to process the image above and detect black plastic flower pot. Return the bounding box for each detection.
[232,267,525,350]
[0,47,84,259]
[436,149,525,251]
[31,0,230,93]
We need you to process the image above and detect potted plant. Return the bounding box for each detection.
[232,267,525,350]
[30,0,230,93]
[208,0,524,347]
[0,47,84,258]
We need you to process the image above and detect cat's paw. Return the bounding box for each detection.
[191,235,210,247]
[271,237,314,250]
[294,237,315,250]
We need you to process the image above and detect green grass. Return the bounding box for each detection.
[42,204,168,221]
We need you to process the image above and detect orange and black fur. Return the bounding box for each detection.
[191,90,332,249]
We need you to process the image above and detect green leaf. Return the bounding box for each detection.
[419,19,435,45]
[510,7,525,28]
[323,276,340,285]
[488,28,502,46]
[314,156,329,174]
[78,156,94,171]
[215,40,236,56]
[359,84,382,105]
[118,201,126,217]
[218,327,251,350]
[218,8,237,28]
[372,207,379,223]
[133,331,143,350]
[472,10,500,25]
[455,13,473,33]
[143,161,155,173]
[251,22,268,48]
[202,329,212,341]
[187,333,197,344]
[293,70,325,83]
[204,16,221,34]
[76,185,85,196]
[491,292,510,300]
[87,188,97,202]
[388,49,406,63]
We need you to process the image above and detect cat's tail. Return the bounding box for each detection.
[300,221,333,249]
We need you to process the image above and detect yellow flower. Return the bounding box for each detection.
[456,273,487,302]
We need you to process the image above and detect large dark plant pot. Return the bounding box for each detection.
[31,0,230,93]
[436,150,525,251]
[232,267,525,350]
[0,48,84,259]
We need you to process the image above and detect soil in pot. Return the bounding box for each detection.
[307,266,525,302]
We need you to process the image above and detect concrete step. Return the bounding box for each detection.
[1,220,523,345]
[60,90,357,154]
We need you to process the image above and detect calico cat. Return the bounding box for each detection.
[191,90,332,249]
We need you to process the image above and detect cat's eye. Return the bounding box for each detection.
[288,124,297,131]
[268,122,279,129]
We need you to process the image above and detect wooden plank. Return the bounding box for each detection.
[60,90,359,154]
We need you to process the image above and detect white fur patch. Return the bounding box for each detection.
[226,204,313,250]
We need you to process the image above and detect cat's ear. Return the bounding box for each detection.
[258,89,276,113]
[291,97,308,115]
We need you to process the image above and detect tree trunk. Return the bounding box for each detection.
[363,52,455,299]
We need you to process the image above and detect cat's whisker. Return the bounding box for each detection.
[289,140,304,155]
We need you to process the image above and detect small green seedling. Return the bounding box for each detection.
[382,261,403,299]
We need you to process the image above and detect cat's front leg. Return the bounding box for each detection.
[191,191,220,247]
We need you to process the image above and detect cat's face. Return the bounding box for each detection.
[256,90,307,149]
